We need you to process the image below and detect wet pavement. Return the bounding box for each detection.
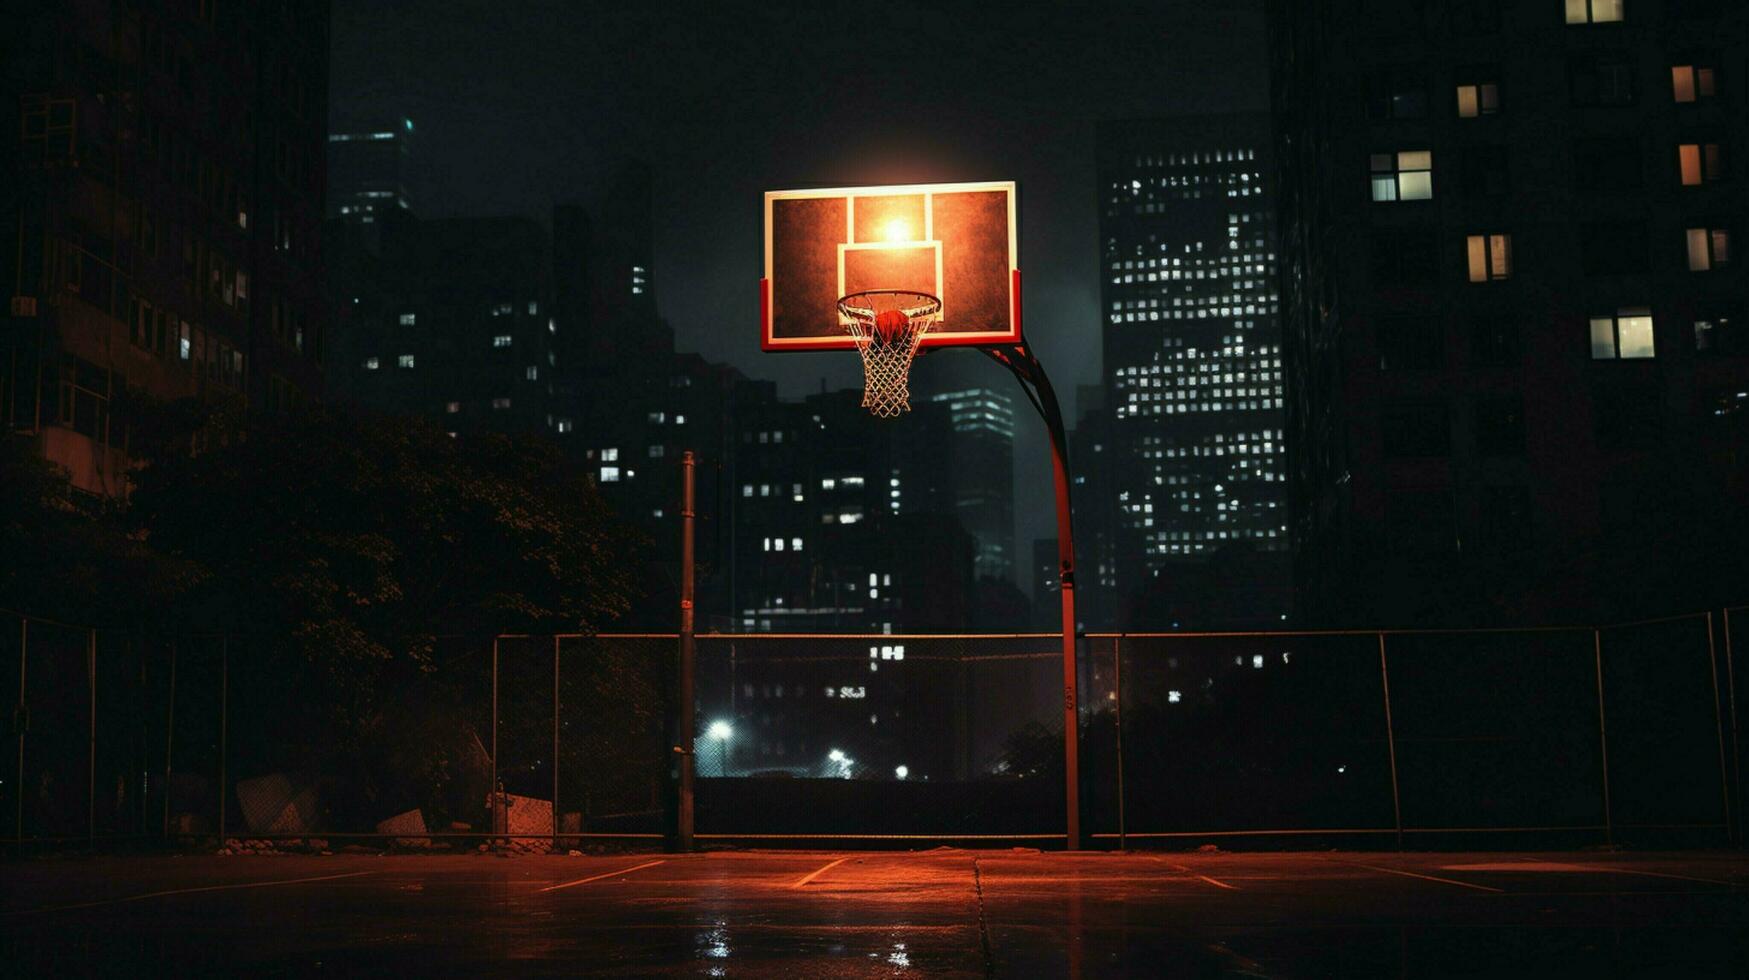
[3,849,1747,976]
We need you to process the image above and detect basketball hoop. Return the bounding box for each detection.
[837,289,940,417]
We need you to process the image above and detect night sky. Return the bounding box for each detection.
[330,1,1269,559]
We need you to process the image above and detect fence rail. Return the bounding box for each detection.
[4,608,1742,850]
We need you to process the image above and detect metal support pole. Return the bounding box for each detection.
[15,617,26,845]
[1113,635,1126,851]
[1593,628,1614,847]
[1706,613,1733,843]
[491,637,499,838]
[1377,633,1403,850]
[163,640,177,837]
[218,637,228,839]
[982,344,1080,849]
[676,451,697,852]
[88,628,96,844]
[552,635,560,852]
[1726,609,1741,847]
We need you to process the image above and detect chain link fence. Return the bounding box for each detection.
[4,609,1741,850]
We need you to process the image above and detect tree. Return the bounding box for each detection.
[127,408,648,825]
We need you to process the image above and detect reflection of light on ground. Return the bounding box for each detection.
[888,941,911,967]
[698,920,731,963]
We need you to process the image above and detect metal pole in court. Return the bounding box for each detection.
[982,344,1080,849]
[1377,633,1403,850]
[1593,628,1614,847]
[164,640,177,837]
[1705,613,1732,843]
[676,451,697,852]
[491,637,499,839]
[218,637,228,840]
[88,628,96,844]
[553,635,560,853]
[15,617,26,845]
[1113,636,1127,850]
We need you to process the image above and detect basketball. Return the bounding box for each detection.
[873,309,910,344]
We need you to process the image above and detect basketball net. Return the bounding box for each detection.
[838,290,941,418]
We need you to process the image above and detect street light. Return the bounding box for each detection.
[894,765,909,780]
[706,720,733,777]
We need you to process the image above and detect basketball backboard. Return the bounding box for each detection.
[761,181,1020,352]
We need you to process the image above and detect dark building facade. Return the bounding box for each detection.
[1269,0,1749,625]
[1094,116,1291,628]
[329,213,559,437]
[728,387,977,633]
[4,1,330,495]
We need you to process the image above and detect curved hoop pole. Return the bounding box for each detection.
[981,342,1081,849]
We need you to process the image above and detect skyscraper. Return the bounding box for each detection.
[4,1,331,495]
[928,386,1017,583]
[326,116,415,226]
[1095,116,1290,627]
[1269,0,1749,625]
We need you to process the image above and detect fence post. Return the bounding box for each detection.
[1377,633,1404,850]
[1726,608,1741,847]
[1593,628,1614,847]
[552,634,560,853]
[15,616,26,845]
[491,636,499,839]
[1705,613,1733,844]
[1113,635,1126,851]
[218,636,228,840]
[88,627,96,844]
[163,639,177,837]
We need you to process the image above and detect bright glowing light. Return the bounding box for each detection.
[708,720,733,740]
[883,218,912,242]
[895,765,909,780]
[828,749,845,762]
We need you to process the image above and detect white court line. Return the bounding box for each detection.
[538,860,667,893]
[1146,857,1238,890]
[791,857,851,888]
[1194,874,1240,891]
[1583,866,1738,887]
[1338,861,1502,893]
[4,870,378,916]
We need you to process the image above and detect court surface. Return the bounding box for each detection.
[4,849,1747,976]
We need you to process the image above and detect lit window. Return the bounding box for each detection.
[1590,308,1656,359]
[1672,64,1717,103]
[791,537,803,551]
[398,354,415,368]
[364,357,379,370]
[1566,0,1624,24]
[674,414,685,425]
[557,419,572,433]
[600,466,620,482]
[446,401,460,413]
[1466,234,1513,282]
[493,335,513,348]
[648,444,665,458]
[492,397,511,409]
[602,447,618,461]
[527,301,538,315]
[1456,82,1500,118]
[648,411,665,424]
[1678,142,1726,186]
[1370,150,1433,201]
[525,365,538,380]
[399,313,416,326]
[1686,227,1731,271]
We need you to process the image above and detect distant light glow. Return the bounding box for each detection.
[895,765,909,780]
[828,749,845,762]
[708,720,733,740]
